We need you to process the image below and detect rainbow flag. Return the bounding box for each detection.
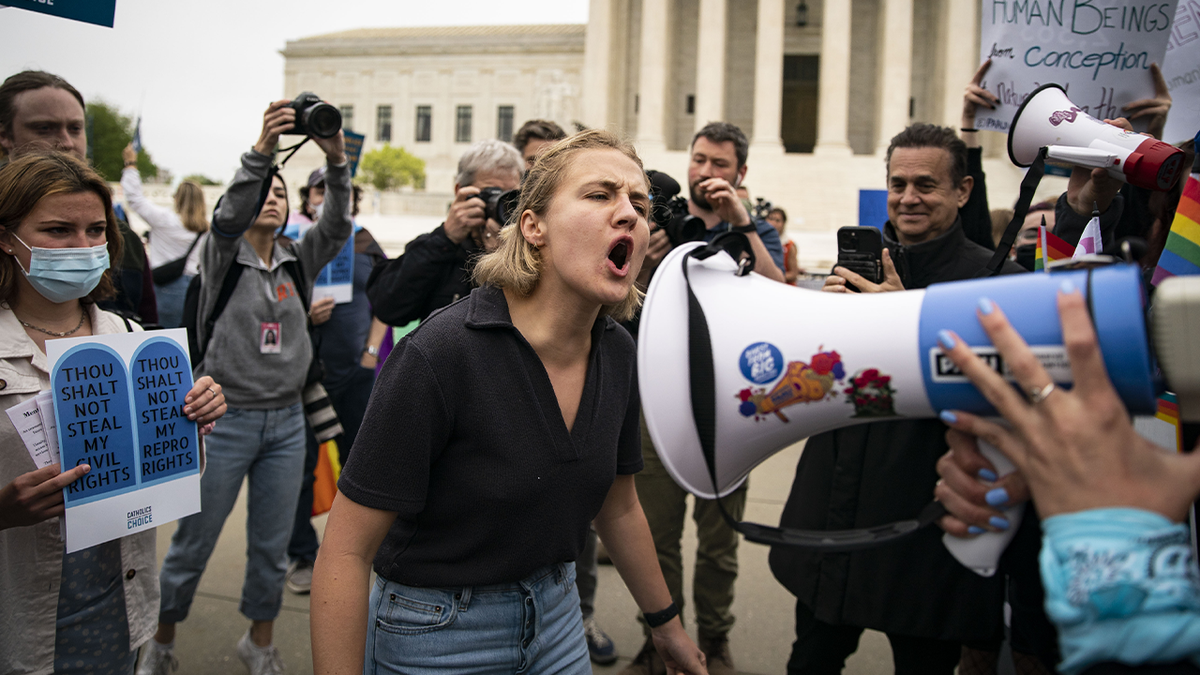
[1035,225,1074,271]
[1155,393,1182,453]
[1152,171,1200,286]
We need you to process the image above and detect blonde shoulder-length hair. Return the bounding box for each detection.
[472,129,648,322]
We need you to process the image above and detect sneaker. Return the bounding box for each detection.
[700,634,737,675]
[237,630,285,675]
[618,636,665,675]
[285,559,313,595]
[583,615,618,665]
[135,640,178,675]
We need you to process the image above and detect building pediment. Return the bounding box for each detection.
[281,24,586,58]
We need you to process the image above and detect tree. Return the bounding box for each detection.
[85,100,159,182]
[182,173,222,186]
[358,144,425,192]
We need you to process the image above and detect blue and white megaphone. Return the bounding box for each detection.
[638,240,1158,575]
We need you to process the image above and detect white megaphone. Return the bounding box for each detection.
[639,240,1158,575]
[1008,83,1185,192]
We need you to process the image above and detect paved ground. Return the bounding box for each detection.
[148,440,898,674]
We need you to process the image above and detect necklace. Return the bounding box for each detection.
[17,310,87,337]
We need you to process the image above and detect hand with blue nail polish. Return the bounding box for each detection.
[934,430,1030,539]
[937,278,1200,523]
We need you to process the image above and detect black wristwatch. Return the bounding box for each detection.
[643,602,680,628]
[729,223,757,234]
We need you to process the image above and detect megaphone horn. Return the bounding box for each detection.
[1008,83,1184,192]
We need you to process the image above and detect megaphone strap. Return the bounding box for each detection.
[681,240,951,552]
[987,147,1048,276]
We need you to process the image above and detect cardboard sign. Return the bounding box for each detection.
[2,0,117,27]
[977,0,1178,133]
[47,329,200,553]
[1161,1,1200,144]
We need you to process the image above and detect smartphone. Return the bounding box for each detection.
[835,226,883,292]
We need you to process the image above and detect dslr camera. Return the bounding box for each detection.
[647,170,706,247]
[476,187,521,226]
[286,92,342,139]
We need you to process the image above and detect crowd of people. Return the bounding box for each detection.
[0,51,1197,675]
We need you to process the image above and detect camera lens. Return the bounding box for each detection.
[305,103,342,139]
[494,189,520,226]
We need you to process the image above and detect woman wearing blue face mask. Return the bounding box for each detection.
[0,151,228,675]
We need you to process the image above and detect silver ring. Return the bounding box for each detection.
[1027,382,1056,405]
[207,387,217,398]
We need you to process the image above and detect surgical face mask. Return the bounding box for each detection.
[312,201,324,221]
[11,234,110,303]
[1014,243,1037,272]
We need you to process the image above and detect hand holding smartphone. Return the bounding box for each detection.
[835,227,883,293]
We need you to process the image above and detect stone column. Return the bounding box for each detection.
[875,0,912,154]
[583,0,613,129]
[751,0,785,153]
[940,0,978,128]
[694,0,727,131]
[637,0,669,152]
[815,0,853,156]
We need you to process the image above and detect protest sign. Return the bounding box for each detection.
[977,0,1178,133]
[344,130,366,178]
[1161,1,1200,144]
[47,328,200,553]
[297,220,355,304]
[2,0,117,27]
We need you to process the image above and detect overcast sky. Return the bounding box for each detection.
[0,0,588,181]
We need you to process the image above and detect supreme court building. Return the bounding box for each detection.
[280,1,1050,251]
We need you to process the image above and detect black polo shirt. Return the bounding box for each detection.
[339,285,643,587]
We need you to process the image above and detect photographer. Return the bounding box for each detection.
[937,285,1200,675]
[366,139,523,326]
[138,100,350,675]
[622,121,783,675]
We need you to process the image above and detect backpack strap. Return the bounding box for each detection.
[195,262,245,363]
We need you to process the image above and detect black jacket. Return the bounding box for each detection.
[366,224,482,326]
[769,219,1026,643]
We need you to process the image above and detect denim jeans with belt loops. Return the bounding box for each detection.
[365,562,590,675]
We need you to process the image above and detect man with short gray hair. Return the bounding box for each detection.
[367,139,522,325]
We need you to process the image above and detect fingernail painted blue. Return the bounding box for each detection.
[989,516,1010,530]
[978,297,995,315]
[1061,279,1076,294]
[939,410,958,424]
[937,329,955,350]
[977,468,998,482]
[986,488,1009,507]
[968,526,985,535]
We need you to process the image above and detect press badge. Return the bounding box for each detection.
[260,322,281,354]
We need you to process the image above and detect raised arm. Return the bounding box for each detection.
[120,144,180,231]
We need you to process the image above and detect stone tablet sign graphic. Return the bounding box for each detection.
[977,0,1179,133]
[53,345,136,505]
[133,338,198,485]
[48,328,202,553]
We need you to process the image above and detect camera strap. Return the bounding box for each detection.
[681,236,948,551]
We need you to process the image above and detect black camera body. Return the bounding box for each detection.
[647,169,707,247]
[653,196,707,247]
[475,187,521,225]
[752,197,774,221]
[286,92,342,139]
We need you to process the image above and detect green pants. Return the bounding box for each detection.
[636,412,747,639]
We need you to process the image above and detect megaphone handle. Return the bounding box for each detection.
[941,438,1025,577]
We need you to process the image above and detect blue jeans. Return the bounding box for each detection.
[153,274,192,329]
[365,563,590,675]
[158,404,306,623]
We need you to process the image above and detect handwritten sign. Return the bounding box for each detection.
[47,329,200,553]
[977,0,1179,133]
[1161,1,1200,143]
